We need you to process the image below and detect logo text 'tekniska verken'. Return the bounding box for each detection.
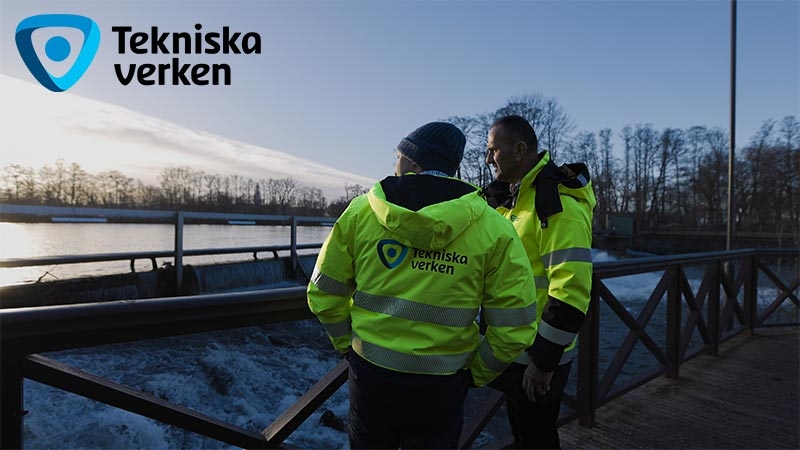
[112,24,261,86]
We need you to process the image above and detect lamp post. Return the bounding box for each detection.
[727,0,737,251]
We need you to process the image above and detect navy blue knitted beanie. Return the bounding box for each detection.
[396,122,466,176]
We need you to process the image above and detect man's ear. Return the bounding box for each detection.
[513,140,528,159]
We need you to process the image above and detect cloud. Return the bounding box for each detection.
[0,74,376,199]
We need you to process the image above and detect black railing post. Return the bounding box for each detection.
[666,265,681,379]
[744,253,758,332]
[723,260,737,333]
[290,216,298,278]
[1,350,25,449]
[174,211,185,294]
[708,261,721,356]
[577,278,600,427]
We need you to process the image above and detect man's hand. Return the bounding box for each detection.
[522,362,553,402]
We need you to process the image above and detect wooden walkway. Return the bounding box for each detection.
[557,328,800,449]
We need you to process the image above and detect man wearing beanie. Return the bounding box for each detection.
[308,121,538,449]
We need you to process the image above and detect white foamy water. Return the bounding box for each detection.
[25,321,351,449]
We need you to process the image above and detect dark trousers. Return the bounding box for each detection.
[488,361,573,449]
[347,351,470,449]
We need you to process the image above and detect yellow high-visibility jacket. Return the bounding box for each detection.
[497,152,596,371]
[308,174,537,387]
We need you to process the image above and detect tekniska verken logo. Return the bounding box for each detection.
[15,14,100,92]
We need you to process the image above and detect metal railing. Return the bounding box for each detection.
[1,248,798,449]
[0,204,333,287]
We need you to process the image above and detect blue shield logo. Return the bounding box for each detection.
[377,239,408,269]
[15,14,101,92]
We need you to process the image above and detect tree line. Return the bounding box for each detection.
[449,94,799,245]
[0,161,368,218]
[2,93,797,245]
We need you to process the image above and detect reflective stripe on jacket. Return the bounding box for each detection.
[497,151,596,372]
[308,174,537,387]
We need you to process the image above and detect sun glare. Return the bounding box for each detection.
[0,222,48,286]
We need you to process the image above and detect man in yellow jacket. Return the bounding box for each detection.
[308,121,538,449]
[486,115,596,449]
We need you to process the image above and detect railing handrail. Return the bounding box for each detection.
[1,248,798,449]
[0,243,324,269]
[592,248,796,275]
[1,287,312,354]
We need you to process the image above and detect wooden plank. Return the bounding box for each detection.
[558,329,800,449]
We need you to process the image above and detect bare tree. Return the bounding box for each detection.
[663,129,686,226]
[158,166,194,208]
[66,162,90,206]
[190,170,206,208]
[1,164,36,203]
[204,173,223,208]
[649,128,683,229]
[741,120,776,232]
[447,114,495,187]
[344,183,367,202]
[597,128,619,213]
[684,126,708,230]
[267,177,299,214]
[38,159,68,205]
[295,186,327,215]
[495,94,575,159]
[691,128,728,231]
[629,124,657,228]
[94,170,135,207]
[132,180,161,207]
[777,115,800,245]
[586,128,619,226]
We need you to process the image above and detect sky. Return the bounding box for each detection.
[1,0,798,188]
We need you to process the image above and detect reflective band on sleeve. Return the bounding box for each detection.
[542,247,592,268]
[311,267,354,297]
[478,340,508,373]
[352,334,472,374]
[538,321,577,346]
[482,303,537,327]
[352,291,478,327]
[534,276,549,291]
[321,319,351,338]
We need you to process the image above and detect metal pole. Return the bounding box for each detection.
[175,211,184,293]
[291,216,298,278]
[727,0,737,251]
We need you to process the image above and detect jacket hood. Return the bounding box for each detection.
[367,175,487,250]
[525,152,597,207]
